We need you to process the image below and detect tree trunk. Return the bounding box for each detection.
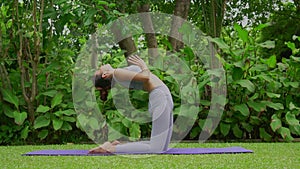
[138,4,159,65]
[110,20,137,64]
[201,0,226,69]
[169,0,191,52]
[201,0,226,38]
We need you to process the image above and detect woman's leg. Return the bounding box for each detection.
[115,85,173,153]
[149,98,173,152]
[149,86,173,152]
[114,141,151,153]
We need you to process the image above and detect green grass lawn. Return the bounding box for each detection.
[1,142,299,169]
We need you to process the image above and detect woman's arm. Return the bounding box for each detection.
[126,55,150,81]
[114,67,150,82]
[102,55,150,82]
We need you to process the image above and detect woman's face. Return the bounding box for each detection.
[94,64,113,101]
[99,64,113,76]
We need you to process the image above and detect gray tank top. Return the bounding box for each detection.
[112,65,144,90]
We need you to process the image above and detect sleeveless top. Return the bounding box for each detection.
[112,65,144,90]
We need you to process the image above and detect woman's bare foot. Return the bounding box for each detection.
[88,146,107,154]
[88,141,117,154]
[111,140,120,145]
[89,142,114,154]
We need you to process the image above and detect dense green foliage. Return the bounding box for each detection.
[259,3,300,60]
[0,0,299,145]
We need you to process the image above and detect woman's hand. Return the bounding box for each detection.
[128,55,148,70]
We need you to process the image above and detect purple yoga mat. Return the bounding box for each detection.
[23,147,253,156]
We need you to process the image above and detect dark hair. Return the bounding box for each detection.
[93,74,111,101]
[93,74,111,88]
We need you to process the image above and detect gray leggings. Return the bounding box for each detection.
[115,85,173,153]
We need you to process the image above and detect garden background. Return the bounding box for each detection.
[0,0,300,145]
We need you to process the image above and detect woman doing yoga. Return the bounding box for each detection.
[89,55,173,154]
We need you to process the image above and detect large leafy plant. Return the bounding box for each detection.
[213,23,300,141]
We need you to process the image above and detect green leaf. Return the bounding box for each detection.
[13,111,27,125]
[233,104,250,117]
[41,90,58,97]
[1,89,19,109]
[220,122,230,137]
[266,55,277,68]
[249,64,268,71]
[97,0,109,5]
[285,112,299,126]
[290,55,300,62]
[3,104,15,118]
[250,116,261,125]
[278,127,294,142]
[236,79,255,92]
[290,125,300,135]
[83,9,97,26]
[38,129,48,140]
[270,114,282,132]
[249,93,259,101]
[53,118,64,130]
[266,92,281,98]
[34,116,51,129]
[212,95,226,107]
[232,124,243,138]
[254,74,274,82]
[247,101,266,112]
[258,41,275,49]
[199,118,213,132]
[232,67,244,81]
[181,24,196,43]
[61,122,72,131]
[108,123,123,141]
[200,100,210,106]
[122,118,132,128]
[77,114,88,127]
[54,111,63,117]
[129,123,141,141]
[21,126,29,140]
[178,105,199,119]
[62,116,76,122]
[241,122,253,132]
[234,23,248,43]
[210,37,230,50]
[259,128,272,141]
[286,82,299,88]
[261,101,284,110]
[285,41,296,50]
[88,118,100,130]
[190,126,201,139]
[51,93,63,108]
[60,109,76,116]
[289,102,299,110]
[254,22,271,31]
[36,105,51,113]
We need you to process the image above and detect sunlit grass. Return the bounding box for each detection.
[1,143,299,169]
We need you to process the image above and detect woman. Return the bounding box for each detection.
[89,55,173,154]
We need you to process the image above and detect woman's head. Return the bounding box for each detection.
[94,74,111,89]
[93,74,111,101]
[93,64,114,101]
